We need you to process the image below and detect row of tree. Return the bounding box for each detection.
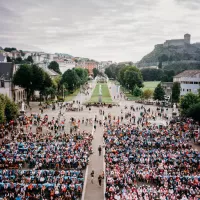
[105,64,176,83]
[12,64,89,105]
[13,64,55,105]
[141,68,175,82]
[61,68,88,92]
[0,94,18,123]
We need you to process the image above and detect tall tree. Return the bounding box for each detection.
[13,64,33,105]
[141,69,164,81]
[133,85,142,97]
[92,68,99,78]
[186,102,200,122]
[48,61,61,74]
[172,82,180,103]
[142,89,153,100]
[13,64,52,105]
[0,94,18,123]
[61,69,80,91]
[153,83,165,100]
[4,96,18,122]
[123,66,143,91]
[180,93,199,115]
[27,55,33,63]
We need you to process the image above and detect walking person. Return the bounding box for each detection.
[98,145,102,156]
[98,174,102,186]
[94,124,96,132]
[90,170,94,184]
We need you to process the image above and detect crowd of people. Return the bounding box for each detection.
[104,106,200,200]
[0,101,94,200]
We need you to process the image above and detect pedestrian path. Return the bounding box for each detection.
[84,123,104,200]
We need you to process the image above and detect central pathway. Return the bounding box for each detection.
[84,121,104,200]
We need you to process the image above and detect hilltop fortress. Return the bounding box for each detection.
[137,33,200,68]
[155,34,191,48]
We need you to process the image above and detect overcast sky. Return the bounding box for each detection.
[1,0,200,62]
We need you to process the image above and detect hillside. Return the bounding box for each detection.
[137,43,200,67]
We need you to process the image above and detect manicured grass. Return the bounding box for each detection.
[89,83,112,103]
[65,88,80,102]
[142,81,160,91]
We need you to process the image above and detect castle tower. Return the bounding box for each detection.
[184,33,191,44]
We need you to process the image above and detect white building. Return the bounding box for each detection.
[173,70,200,96]
[0,54,7,62]
[57,59,75,74]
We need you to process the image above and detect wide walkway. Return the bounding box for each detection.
[84,121,104,200]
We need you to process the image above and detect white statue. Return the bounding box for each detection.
[173,103,176,112]
[99,84,102,95]
[21,102,25,112]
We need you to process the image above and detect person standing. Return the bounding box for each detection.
[90,170,94,184]
[98,175,102,186]
[98,145,102,156]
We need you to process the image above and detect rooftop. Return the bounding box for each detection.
[174,70,200,78]
[0,63,14,80]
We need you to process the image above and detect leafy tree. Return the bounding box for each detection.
[0,96,5,123]
[13,64,33,105]
[186,102,200,122]
[123,66,143,91]
[13,64,53,105]
[93,68,99,78]
[4,96,18,121]
[104,64,122,80]
[74,68,88,84]
[162,70,175,82]
[26,55,33,63]
[172,82,180,103]
[0,94,18,123]
[48,61,61,74]
[153,83,165,100]
[31,65,45,91]
[133,85,142,97]
[118,65,143,89]
[142,89,153,100]
[141,69,164,81]
[6,56,12,62]
[180,93,199,115]
[61,69,80,91]
[19,50,25,57]
[38,72,52,103]
[15,57,23,64]
[4,47,17,52]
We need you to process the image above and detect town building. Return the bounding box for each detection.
[84,61,98,75]
[0,63,25,104]
[173,70,200,96]
[56,59,75,74]
[0,54,7,62]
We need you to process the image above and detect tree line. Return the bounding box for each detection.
[13,64,88,105]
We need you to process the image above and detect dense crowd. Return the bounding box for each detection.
[104,107,200,200]
[0,102,93,200]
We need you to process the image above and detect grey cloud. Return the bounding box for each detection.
[1,0,200,61]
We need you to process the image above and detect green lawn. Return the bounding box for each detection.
[122,81,160,101]
[65,88,80,102]
[89,83,112,103]
[142,81,160,91]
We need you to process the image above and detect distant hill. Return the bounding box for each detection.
[137,43,200,68]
